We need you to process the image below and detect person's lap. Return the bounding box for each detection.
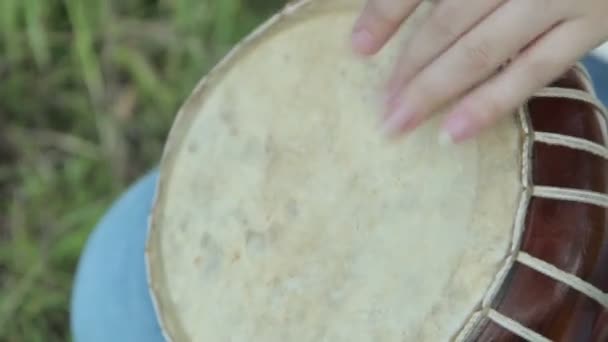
[69,56,608,341]
[70,170,165,342]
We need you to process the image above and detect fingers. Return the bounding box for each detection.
[386,0,505,98]
[440,19,606,144]
[352,0,422,55]
[381,0,560,137]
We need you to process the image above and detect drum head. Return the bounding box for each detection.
[146,1,523,340]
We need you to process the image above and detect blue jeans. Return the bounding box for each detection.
[69,56,608,341]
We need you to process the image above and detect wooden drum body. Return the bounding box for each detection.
[145,0,608,340]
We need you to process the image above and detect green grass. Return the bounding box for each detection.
[0,0,284,340]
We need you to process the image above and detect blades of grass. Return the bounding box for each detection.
[7,125,100,160]
[24,0,50,68]
[247,0,286,14]
[213,0,241,45]
[63,0,104,103]
[0,166,12,182]
[111,45,174,112]
[63,0,126,188]
[50,218,96,265]
[95,111,129,188]
[173,0,213,34]
[0,261,45,335]
[0,0,22,62]
[0,1,279,341]
[6,191,41,271]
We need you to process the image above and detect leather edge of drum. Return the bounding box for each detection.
[455,64,608,342]
[452,102,532,342]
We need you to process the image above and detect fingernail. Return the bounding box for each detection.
[381,102,416,137]
[440,111,474,145]
[352,27,375,54]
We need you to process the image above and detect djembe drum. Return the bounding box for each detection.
[145,0,608,340]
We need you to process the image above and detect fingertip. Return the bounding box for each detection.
[352,0,422,56]
[351,26,378,55]
[350,6,397,55]
[440,107,477,144]
[379,98,421,138]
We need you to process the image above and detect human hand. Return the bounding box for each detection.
[351,0,608,144]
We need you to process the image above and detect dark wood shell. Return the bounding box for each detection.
[474,68,608,341]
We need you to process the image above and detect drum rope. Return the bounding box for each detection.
[457,64,608,342]
[486,310,552,342]
[533,132,608,158]
[517,252,608,308]
[533,87,607,121]
[533,186,608,208]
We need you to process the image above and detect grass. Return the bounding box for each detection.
[0,0,285,340]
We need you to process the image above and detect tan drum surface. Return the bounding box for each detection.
[145,1,607,341]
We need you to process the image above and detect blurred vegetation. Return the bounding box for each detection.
[0,0,284,340]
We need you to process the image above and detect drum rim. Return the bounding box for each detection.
[143,0,608,340]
